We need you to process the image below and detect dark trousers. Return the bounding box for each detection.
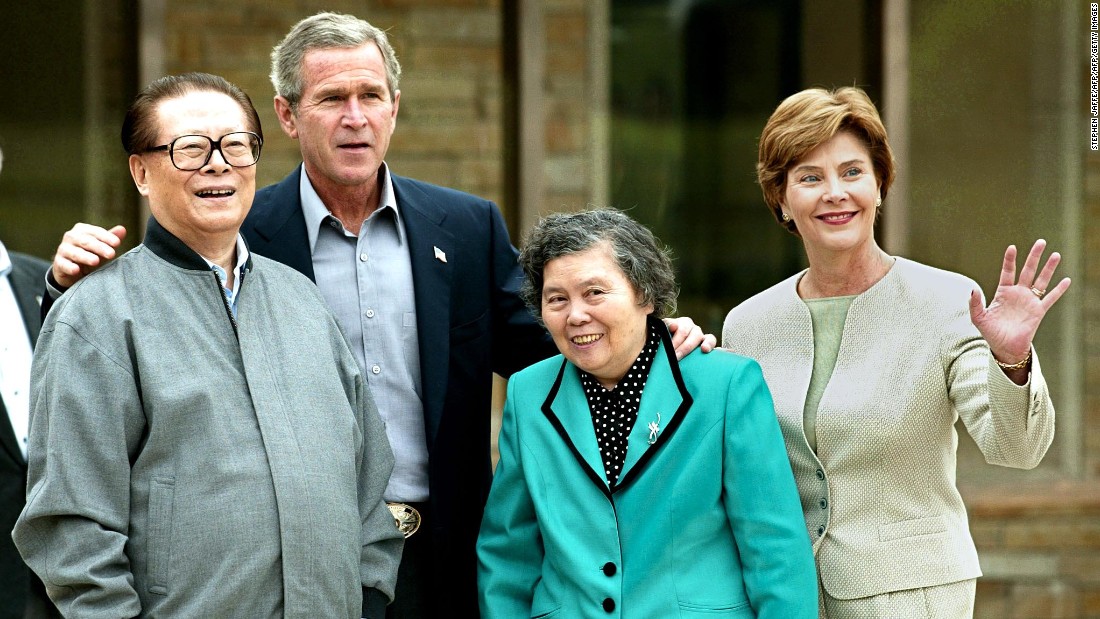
[386,502,434,619]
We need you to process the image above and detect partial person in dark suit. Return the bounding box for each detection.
[40,12,714,618]
[0,144,60,619]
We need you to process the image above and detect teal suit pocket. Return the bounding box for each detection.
[678,599,753,617]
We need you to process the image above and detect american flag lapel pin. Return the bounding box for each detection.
[433,246,447,263]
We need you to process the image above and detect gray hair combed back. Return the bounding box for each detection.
[270,12,402,109]
[518,208,678,321]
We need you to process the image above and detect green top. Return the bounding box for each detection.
[802,295,856,453]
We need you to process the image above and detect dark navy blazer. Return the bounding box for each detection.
[242,166,556,615]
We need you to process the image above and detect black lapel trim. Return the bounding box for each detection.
[540,359,613,502]
[611,317,693,494]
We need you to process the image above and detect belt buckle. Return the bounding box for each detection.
[387,502,422,538]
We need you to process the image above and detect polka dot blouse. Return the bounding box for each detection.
[579,319,662,486]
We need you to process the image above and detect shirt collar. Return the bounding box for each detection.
[198,234,249,275]
[0,240,11,278]
[300,161,403,251]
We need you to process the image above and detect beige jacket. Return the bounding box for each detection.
[722,257,1054,600]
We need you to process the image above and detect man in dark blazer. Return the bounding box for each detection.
[245,164,553,616]
[43,12,712,618]
[0,240,59,619]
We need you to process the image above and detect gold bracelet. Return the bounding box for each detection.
[995,349,1031,371]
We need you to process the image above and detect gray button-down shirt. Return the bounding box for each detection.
[300,164,427,502]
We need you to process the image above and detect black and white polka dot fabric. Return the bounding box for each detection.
[579,320,662,486]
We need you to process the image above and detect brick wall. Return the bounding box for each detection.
[156,0,510,208]
[152,0,600,227]
[966,483,1100,618]
[541,0,594,214]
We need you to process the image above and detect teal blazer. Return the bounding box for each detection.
[477,324,816,618]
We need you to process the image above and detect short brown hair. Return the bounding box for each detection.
[757,86,895,235]
[121,72,262,155]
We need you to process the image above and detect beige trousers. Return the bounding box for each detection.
[819,578,976,619]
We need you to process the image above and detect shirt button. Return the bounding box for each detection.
[371,365,381,375]
[817,525,826,536]
[602,562,616,576]
[359,253,368,262]
[816,469,825,480]
[366,309,375,318]
[602,598,615,612]
[329,220,340,229]
[819,498,828,509]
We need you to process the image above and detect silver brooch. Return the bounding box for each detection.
[647,412,662,445]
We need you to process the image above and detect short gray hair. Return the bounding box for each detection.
[518,208,678,322]
[270,12,402,109]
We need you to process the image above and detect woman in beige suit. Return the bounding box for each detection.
[722,86,1070,618]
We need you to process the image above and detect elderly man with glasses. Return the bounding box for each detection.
[12,72,403,619]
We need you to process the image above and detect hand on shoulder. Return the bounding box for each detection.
[51,223,127,289]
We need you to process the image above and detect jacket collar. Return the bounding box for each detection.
[540,316,693,500]
[143,215,253,277]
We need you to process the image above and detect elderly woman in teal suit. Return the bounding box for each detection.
[476,209,816,618]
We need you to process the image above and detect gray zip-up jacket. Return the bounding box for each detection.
[14,217,402,618]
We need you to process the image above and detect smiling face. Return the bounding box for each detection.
[541,243,654,390]
[274,43,400,194]
[128,90,256,251]
[782,130,881,258]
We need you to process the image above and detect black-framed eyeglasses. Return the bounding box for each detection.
[144,131,262,171]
